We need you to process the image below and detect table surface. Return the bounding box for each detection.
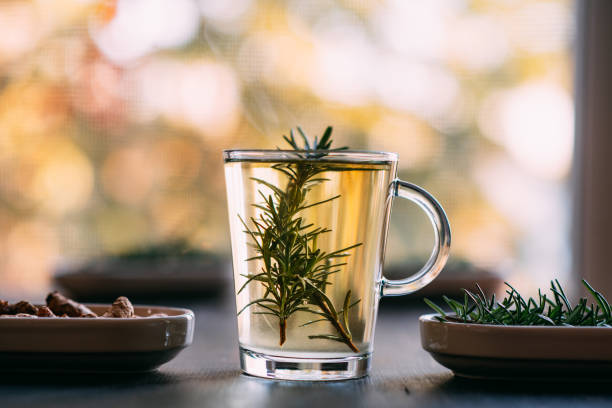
[3,297,612,408]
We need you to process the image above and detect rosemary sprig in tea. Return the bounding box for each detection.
[425,279,612,326]
[237,126,362,351]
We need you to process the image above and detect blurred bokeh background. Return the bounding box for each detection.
[0,0,574,298]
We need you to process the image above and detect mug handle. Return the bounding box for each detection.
[381,179,451,296]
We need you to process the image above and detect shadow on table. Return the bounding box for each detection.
[0,371,404,407]
[434,376,612,396]
[0,369,240,388]
[4,368,612,403]
[203,374,405,407]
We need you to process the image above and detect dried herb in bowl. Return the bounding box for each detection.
[425,279,612,326]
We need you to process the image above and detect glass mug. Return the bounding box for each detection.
[224,150,451,380]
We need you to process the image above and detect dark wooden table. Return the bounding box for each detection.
[3,298,612,408]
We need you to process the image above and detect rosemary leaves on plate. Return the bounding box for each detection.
[425,279,612,327]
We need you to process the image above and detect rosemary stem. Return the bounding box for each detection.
[279,319,287,346]
[316,296,359,352]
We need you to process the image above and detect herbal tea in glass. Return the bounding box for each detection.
[224,128,451,380]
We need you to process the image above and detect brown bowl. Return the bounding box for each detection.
[0,305,194,373]
[54,257,229,301]
[420,313,612,380]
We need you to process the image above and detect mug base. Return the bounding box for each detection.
[239,347,371,381]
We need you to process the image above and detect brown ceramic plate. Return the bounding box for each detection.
[54,257,229,300]
[420,313,612,380]
[0,305,194,373]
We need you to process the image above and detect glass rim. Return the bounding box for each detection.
[223,149,398,163]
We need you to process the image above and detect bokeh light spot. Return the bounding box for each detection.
[101,146,155,206]
[32,141,94,216]
[90,0,200,64]
[478,81,574,180]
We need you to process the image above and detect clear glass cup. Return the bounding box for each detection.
[224,150,451,380]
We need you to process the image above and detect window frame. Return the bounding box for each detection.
[573,0,612,295]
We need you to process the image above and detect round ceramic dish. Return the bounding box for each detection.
[54,258,229,299]
[420,313,612,380]
[0,305,194,373]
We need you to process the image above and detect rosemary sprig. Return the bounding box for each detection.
[238,126,362,352]
[425,279,612,327]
